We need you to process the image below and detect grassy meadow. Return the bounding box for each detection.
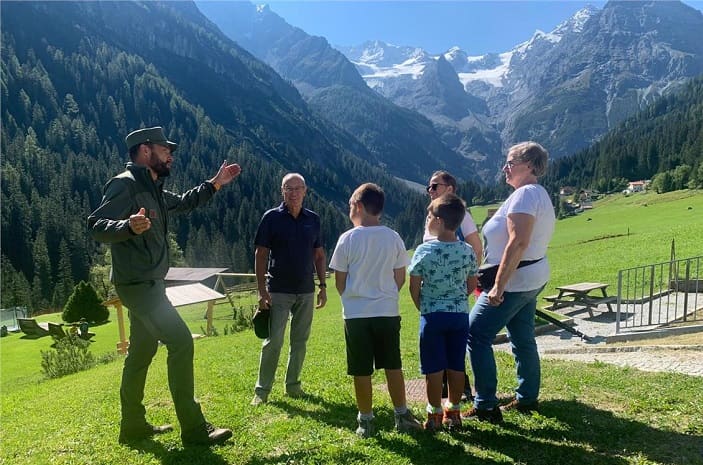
[1,190,702,464]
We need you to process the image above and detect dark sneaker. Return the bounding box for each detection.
[119,423,173,444]
[394,410,423,433]
[460,406,503,424]
[500,398,539,413]
[355,416,375,439]
[423,412,444,433]
[442,408,462,430]
[182,422,233,447]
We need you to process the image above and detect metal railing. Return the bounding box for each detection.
[616,255,702,333]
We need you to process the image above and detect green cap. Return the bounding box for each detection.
[125,126,178,152]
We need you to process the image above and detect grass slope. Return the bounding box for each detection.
[1,190,702,464]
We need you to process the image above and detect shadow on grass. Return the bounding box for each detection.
[270,396,702,464]
[530,399,703,464]
[242,448,374,465]
[121,438,230,465]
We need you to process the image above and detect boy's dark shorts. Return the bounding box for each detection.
[344,316,402,376]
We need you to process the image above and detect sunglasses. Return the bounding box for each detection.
[426,183,449,192]
[503,160,524,169]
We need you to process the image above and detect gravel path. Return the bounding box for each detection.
[494,309,703,377]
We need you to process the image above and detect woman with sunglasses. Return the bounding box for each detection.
[422,170,482,403]
[423,171,483,264]
[462,141,555,423]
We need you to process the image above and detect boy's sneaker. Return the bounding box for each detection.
[394,410,423,433]
[460,406,503,424]
[423,412,444,433]
[442,408,462,430]
[355,416,375,439]
[500,398,539,413]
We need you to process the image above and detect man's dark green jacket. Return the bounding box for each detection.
[88,163,215,285]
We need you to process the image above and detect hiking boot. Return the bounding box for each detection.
[251,393,268,406]
[500,398,539,413]
[442,408,462,430]
[182,422,233,447]
[394,410,423,433]
[355,416,375,439]
[285,387,309,399]
[423,412,444,432]
[118,423,173,444]
[460,406,503,424]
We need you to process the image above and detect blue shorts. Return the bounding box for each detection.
[345,316,402,376]
[419,312,469,375]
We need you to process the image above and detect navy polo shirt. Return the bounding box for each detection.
[254,202,322,294]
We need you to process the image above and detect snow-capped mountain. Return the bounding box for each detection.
[196,1,478,182]
[340,2,703,159]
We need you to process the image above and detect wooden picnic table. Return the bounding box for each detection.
[544,282,616,317]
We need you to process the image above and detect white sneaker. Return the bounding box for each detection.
[356,416,375,438]
[394,410,423,432]
[250,394,267,406]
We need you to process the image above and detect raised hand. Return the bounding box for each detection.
[211,160,242,187]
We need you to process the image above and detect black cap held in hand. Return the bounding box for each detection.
[252,307,270,339]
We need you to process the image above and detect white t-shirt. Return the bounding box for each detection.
[329,225,410,319]
[423,210,478,242]
[482,184,555,292]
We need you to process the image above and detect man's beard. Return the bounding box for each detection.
[149,153,171,177]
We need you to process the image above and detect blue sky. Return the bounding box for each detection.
[265,1,703,55]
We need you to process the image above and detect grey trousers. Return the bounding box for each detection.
[254,292,314,396]
[116,280,205,433]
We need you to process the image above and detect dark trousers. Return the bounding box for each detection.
[116,280,205,433]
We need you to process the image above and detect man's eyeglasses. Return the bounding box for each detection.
[283,185,305,193]
[426,183,449,192]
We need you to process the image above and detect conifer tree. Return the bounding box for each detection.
[62,281,109,324]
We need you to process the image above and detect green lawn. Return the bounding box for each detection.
[1,190,702,464]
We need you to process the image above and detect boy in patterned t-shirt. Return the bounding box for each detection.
[408,193,478,431]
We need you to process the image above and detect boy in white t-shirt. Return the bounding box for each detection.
[329,183,422,439]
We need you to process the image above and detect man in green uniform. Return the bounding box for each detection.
[88,127,240,446]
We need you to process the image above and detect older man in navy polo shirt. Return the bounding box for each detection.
[251,173,328,405]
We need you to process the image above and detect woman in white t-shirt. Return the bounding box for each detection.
[462,142,556,423]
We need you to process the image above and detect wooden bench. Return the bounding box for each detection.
[47,322,67,340]
[580,296,617,312]
[17,318,49,338]
[543,292,576,310]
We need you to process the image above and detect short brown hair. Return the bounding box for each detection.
[428,193,466,232]
[508,141,549,177]
[350,183,384,216]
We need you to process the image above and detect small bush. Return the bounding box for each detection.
[62,281,109,324]
[40,334,96,379]
[232,304,256,332]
